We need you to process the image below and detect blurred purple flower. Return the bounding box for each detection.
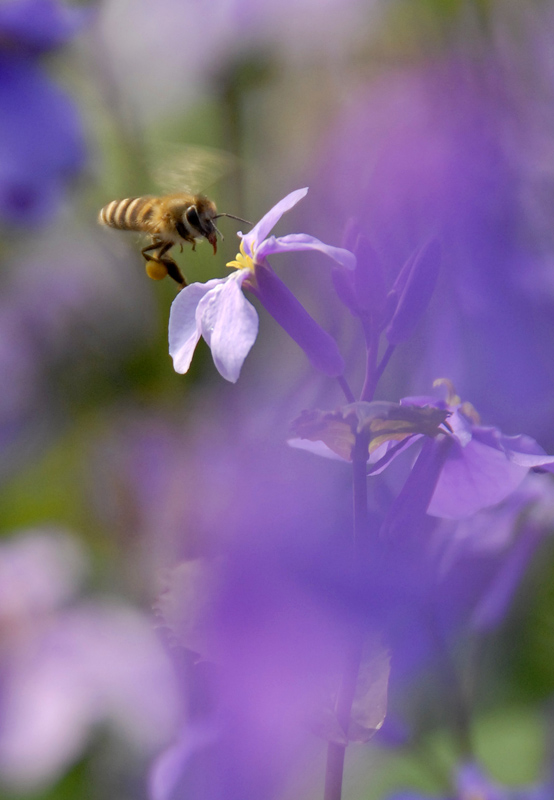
[0,0,88,53]
[169,188,354,381]
[0,0,87,225]
[395,385,554,521]
[384,239,441,345]
[314,57,554,441]
[0,528,179,792]
[133,407,367,800]
[387,762,552,800]
[373,473,553,687]
[293,383,554,520]
[332,235,441,345]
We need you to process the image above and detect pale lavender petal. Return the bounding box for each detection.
[476,429,554,470]
[197,271,258,383]
[287,438,347,461]
[240,188,308,258]
[0,529,86,617]
[168,279,221,374]
[427,437,530,519]
[0,603,178,790]
[256,233,356,270]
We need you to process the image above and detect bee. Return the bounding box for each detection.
[98,192,248,288]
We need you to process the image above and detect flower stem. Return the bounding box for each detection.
[361,318,380,402]
[323,434,369,800]
[337,374,355,403]
[374,343,396,387]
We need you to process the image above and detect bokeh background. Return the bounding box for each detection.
[2,0,554,798]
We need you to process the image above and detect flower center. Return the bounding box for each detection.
[226,240,255,272]
[433,378,480,424]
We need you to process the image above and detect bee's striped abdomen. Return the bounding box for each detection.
[98,197,154,231]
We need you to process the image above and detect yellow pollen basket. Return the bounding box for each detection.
[226,240,255,272]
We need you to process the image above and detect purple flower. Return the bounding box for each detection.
[374,473,552,689]
[0,0,87,225]
[313,58,554,442]
[292,382,554,520]
[0,529,179,791]
[0,0,89,54]
[386,762,552,800]
[169,188,355,381]
[399,383,554,520]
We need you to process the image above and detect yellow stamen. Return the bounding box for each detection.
[226,240,255,272]
[433,378,461,406]
[433,378,481,423]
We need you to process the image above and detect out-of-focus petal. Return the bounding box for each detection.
[241,187,308,257]
[0,56,85,224]
[257,233,356,270]
[0,0,90,54]
[0,529,86,617]
[287,437,347,461]
[456,763,505,800]
[197,271,258,383]
[0,601,179,791]
[470,522,544,631]
[381,437,452,538]
[385,239,441,345]
[475,429,554,470]
[169,279,220,374]
[149,723,218,800]
[427,437,531,519]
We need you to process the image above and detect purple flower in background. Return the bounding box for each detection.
[314,56,554,442]
[0,0,87,53]
[396,382,554,521]
[292,381,554,520]
[332,235,441,345]
[373,472,553,689]
[169,188,354,381]
[0,528,178,792]
[387,762,552,800]
[134,410,372,800]
[0,0,88,225]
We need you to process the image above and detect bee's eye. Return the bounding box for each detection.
[185,206,201,230]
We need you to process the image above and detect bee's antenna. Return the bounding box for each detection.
[214,213,252,226]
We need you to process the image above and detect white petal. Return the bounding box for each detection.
[168,280,221,374]
[197,272,259,383]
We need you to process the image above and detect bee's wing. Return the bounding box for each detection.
[149,143,239,194]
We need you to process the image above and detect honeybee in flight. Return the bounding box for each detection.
[98,192,249,288]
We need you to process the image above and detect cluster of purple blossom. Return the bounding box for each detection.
[157,187,554,800]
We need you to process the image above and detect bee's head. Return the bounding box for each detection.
[185,196,219,254]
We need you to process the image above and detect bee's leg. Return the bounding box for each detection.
[163,259,187,288]
[141,240,164,260]
[143,241,186,288]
